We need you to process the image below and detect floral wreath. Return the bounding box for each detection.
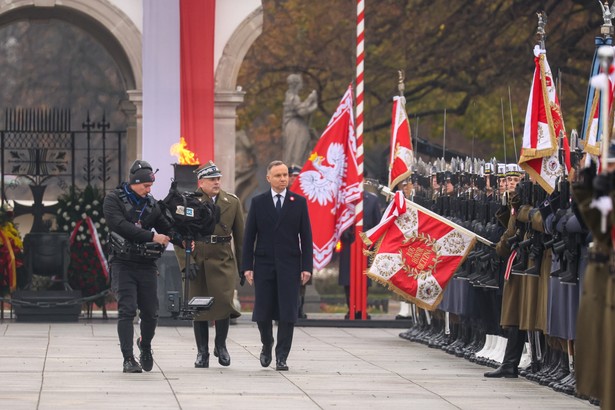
[0,204,23,295]
[54,185,110,300]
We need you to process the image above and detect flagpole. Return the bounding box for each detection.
[442,108,446,158]
[597,46,614,173]
[508,86,519,163]
[350,0,367,320]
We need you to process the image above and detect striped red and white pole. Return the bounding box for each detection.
[350,0,367,320]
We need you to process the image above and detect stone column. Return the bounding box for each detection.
[214,89,245,192]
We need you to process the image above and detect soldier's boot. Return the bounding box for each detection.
[484,327,524,378]
[214,317,231,366]
[193,320,210,368]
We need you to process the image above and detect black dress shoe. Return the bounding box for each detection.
[195,352,210,368]
[137,337,154,372]
[260,344,273,367]
[214,345,231,366]
[123,356,143,373]
[275,360,289,371]
[484,365,518,378]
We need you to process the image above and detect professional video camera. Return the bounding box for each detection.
[159,179,220,320]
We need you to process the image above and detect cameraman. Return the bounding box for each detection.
[103,160,181,373]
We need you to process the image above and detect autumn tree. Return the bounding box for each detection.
[237,0,601,179]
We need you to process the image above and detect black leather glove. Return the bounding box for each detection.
[239,271,246,286]
[579,161,597,189]
[183,263,199,280]
[593,174,611,197]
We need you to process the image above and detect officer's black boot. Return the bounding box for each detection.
[214,318,231,366]
[484,327,524,378]
[193,321,210,368]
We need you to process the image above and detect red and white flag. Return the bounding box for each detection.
[291,85,361,269]
[519,45,570,194]
[361,192,476,310]
[584,64,615,158]
[388,96,414,190]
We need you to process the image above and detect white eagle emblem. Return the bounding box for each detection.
[299,142,346,206]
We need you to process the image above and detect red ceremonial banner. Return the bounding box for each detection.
[388,96,413,190]
[179,0,215,162]
[519,46,570,194]
[291,86,360,269]
[362,192,476,310]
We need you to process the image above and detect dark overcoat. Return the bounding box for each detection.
[241,190,313,323]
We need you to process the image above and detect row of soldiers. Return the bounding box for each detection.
[393,152,614,409]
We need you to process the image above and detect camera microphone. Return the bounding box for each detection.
[185,191,203,197]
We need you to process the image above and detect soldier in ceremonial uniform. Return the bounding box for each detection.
[175,161,244,368]
[573,158,614,408]
[484,164,526,378]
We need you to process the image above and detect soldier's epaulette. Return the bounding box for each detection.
[226,192,239,200]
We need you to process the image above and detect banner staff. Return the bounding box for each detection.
[508,86,519,163]
[350,0,367,320]
[597,45,614,173]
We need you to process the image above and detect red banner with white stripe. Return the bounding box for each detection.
[388,96,414,190]
[519,45,570,194]
[362,192,476,310]
[291,86,360,270]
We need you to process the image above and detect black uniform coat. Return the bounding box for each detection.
[242,189,313,323]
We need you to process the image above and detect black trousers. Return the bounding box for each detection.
[257,320,294,361]
[111,260,159,358]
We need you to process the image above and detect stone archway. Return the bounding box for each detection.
[0,0,142,168]
[214,6,263,192]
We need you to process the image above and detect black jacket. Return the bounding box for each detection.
[103,183,179,246]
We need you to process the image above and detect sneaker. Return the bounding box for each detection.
[123,356,142,373]
[137,337,154,372]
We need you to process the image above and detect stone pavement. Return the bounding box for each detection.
[0,318,594,410]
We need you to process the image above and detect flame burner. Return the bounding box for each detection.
[172,163,199,193]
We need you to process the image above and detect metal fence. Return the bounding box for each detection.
[0,109,126,201]
[1,108,125,229]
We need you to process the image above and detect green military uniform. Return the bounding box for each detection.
[176,188,244,321]
[603,246,615,410]
[513,205,538,331]
[497,198,523,328]
[514,204,549,332]
[572,182,611,403]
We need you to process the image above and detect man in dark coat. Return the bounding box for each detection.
[242,160,313,371]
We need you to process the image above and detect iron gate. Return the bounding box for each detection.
[1,108,125,231]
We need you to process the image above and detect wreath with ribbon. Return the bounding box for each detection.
[54,185,109,304]
[0,205,23,295]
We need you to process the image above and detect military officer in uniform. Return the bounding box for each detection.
[175,161,244,368]
[573,158,614,408]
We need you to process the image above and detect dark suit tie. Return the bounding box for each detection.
[275,194,282,214]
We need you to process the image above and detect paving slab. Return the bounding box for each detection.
[0,320,594,410]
